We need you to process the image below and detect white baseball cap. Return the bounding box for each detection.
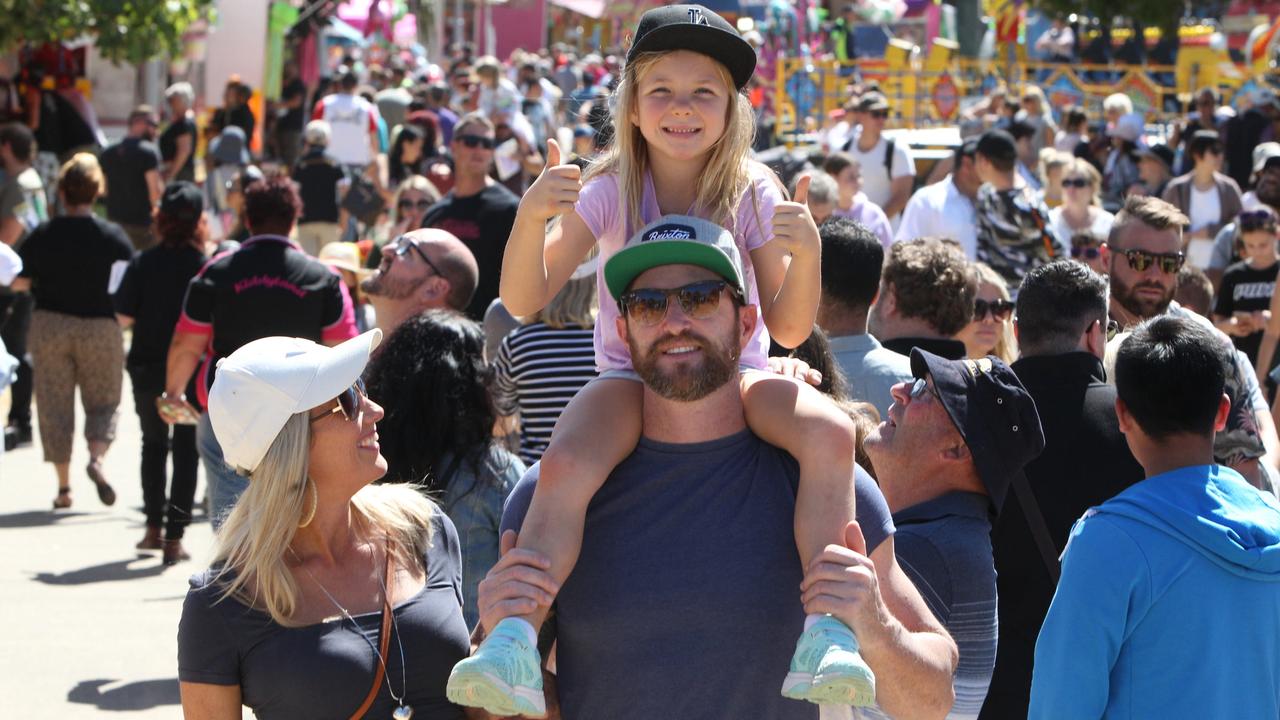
[208,329,383,474]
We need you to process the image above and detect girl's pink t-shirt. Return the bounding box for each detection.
[575,163,782,371]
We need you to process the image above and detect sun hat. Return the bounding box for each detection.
[909,348,1045,515]
[209,125,250,166]
[604,214,746,301]
[208,329,383,474]
[318,241,370,278]
[626,4,757,91]
[1253,142,1280,173]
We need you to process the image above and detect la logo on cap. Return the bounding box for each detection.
[644,224,695,242]
[687,7,709,25]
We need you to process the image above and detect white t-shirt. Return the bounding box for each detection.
[1047,206,1114,256]
[312,94,379,166]
[1188,185,1222,233]
[895,175,978,258]
[843,129,915,218]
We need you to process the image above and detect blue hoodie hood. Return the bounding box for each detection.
[1096,465,1280,581]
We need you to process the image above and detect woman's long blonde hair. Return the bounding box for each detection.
[584,50,763,238]
[972,262,1019,365]
[209,413,438,626]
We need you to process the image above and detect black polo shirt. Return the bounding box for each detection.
[176,235,357,407]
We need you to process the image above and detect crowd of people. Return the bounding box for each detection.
[2,3,1280,719]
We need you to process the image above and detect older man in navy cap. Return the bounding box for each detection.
[864,349,1045,720]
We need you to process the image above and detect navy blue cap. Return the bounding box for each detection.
[159,181,204,221]
[627,4,757,90]
[910,349,1045,514]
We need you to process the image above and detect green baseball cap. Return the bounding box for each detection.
[604,214,747,301]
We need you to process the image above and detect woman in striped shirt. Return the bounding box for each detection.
[492,272,598,464]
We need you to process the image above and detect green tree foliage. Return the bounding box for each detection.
[0,0,214,64]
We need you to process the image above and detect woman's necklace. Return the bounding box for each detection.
[296,545,414,720]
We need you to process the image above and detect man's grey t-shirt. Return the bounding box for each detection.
[502,430,894,720]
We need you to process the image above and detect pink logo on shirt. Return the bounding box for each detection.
[234,275,307,298]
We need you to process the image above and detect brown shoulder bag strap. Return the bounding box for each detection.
[350,542,397,720]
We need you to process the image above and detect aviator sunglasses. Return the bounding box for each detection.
[974,298,1014,321]
[619,280,741,327]
[310,378,366,424]
[1115,248,1186,274]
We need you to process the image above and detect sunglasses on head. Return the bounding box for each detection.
[1071,244,1101,259]
[391,236,445,276]
[398,198,434,211]
[310,378,366,424]
[974,298,1014,321]
[1062,177,1089,188]
[456,133,494,150]
[619,280,740,327]
[1115,248,1185,274]
[1239,209,1278,233]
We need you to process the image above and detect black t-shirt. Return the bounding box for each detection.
[101,137,161,225]
[113,243,208,367]
[292,150,346,224]
[421,183,519,320]
[1214,259,1280,365]
[159,116,198,183]
[225,104,256,141]
[177,235,356,407]
[19,216,134,318]
[280,79,307,132]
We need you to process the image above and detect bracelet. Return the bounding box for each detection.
[160,392,185,402]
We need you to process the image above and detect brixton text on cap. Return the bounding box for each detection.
[626,4,757,91]
[208,329,382,474]
[604,214,746,301]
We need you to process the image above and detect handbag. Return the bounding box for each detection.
[350,542,397,720]
[341,175,387,227]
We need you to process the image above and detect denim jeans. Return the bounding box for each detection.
[197,411,248,532]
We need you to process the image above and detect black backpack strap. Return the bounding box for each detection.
[1011,471,1061,583]
[884,137,896,177]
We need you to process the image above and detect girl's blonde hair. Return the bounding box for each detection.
[972,261,1018,365]
[584,50,762,238]
[209,413,438,626]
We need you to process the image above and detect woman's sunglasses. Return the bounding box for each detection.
[456,134,495,150]
[310,378,366,424]
[398,198,433,212]
[974,298,1014,321]
[619,280,740,327]
[1071,245,1101,259]
[1116,248,1186,274]
[1061,178,1090,188]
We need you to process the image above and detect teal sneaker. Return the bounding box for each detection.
[446,618,547,717]
[781,615,877,706]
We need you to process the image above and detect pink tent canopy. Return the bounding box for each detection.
[337,0,418,45]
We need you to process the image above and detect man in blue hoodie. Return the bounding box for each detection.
[1029,314,1280,718]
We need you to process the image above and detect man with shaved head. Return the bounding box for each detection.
[361,228,479,336]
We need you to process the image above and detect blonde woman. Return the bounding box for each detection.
[1018,85,1058,158]
[493,263,599,464]
[955,262,1018,364]
[12,153,133,510]
[1048,157,1114,256]
[1037,149,1073,209]
[178,329,470,719]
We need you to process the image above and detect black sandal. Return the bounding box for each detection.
[86,461,116,506]
[52,487,72,510]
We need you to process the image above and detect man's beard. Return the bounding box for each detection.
[360,268,425,301]
[629,326,740,402]
[1111,270,1173,321]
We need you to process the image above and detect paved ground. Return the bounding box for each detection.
[0,375,228,718]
